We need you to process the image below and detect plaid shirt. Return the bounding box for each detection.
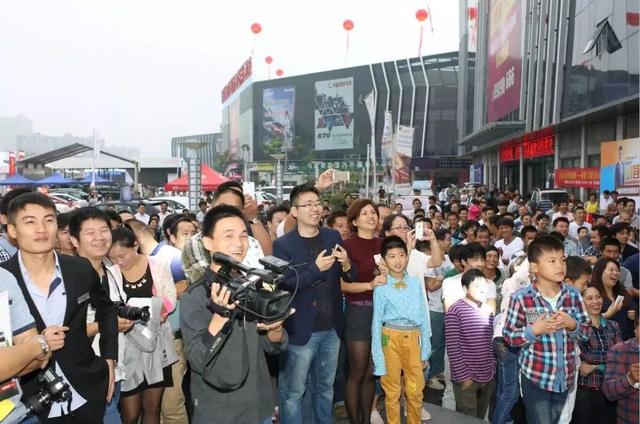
[578,318,622,390]
[0,245,11,264]
[503,281,589,393]
[603,338,640,424]
[583,244,601,258]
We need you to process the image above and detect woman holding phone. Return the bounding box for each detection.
[590,258,637,340]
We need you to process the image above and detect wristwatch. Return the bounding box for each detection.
[37,335,50,356]
[249,218,260,225]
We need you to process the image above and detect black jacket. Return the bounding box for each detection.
[1,253,118,415]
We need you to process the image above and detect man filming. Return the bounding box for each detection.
[180,205,293,424]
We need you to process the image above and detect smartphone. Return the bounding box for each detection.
[374,254,382,265]
[415,221,424,240]
[332,170,350,183]
[242,181,256,198]
[614,295,625,307]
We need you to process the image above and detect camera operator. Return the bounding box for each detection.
[68,207,132,424]
[180,205,293,424]
[1,193,118,423]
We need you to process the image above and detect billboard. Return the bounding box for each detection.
[486,0,522,122]
[221,58,252,103]
[555,168,600,188]
[314,77,354,150]
[394,125,415,192]
[262,86,295,154]
[600,138,640,210]
[381,111,394,188]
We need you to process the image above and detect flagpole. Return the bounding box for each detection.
[365,144,370,199]
[91,130,97,189]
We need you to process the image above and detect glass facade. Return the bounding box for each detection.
[563,0,640,118]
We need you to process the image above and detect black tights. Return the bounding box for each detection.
[120,387,164,424]
[345,340,375,424]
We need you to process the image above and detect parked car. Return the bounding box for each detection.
[528,188,570,212]
[255,191,277,208]
[49,192,89,208]
[95,201,161,216]
[48,195,75,214]
[258,186,295,201]
[148,196,189,212]
[48,188,89,201]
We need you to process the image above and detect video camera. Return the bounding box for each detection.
[113,301,150,322]
[209,253,294,323]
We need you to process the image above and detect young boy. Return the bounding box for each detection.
[372,236,431,424]
[503,235,589,424]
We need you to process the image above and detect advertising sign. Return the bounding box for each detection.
[394,126,415,191]
[381,111,394,188]
[314,77,354,150]
[555,168,600,188]
[486,0,522,122]
[221,58,252,103]
[262,86,295,154]
[600,138,640,210]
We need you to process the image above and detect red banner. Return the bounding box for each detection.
[555,167,600,188]
[8,152,16,176]
[221,58,252,103]
[500,135,555,162]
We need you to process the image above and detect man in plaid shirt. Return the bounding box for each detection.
[603,318,640,424]
[503,235,589,424]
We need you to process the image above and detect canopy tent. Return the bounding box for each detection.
[164,164,229,192]
[0,174,35,186]
[77,174,110,184]
[35,173,75,186]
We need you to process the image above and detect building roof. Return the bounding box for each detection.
[19,142,138,166]
[47,155,180,170]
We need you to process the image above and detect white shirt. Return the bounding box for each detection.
[135,212,150,225]
[441,272,497,308]
[196,211,206,223]
[495,237,525,263]
[158,211,171,226]
[552,211,574,223]
[425,255,454,313]
[568,221,592,239]
[613,214,640,229]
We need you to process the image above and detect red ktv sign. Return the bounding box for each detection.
[221,58,253,103]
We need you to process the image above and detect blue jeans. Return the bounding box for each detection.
[491,339,519,424]
[279,329,340,424]
[520,375,568,424]
[104,381,122,424]
[428,311,445,377]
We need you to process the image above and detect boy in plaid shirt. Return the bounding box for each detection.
[503,235,589,424]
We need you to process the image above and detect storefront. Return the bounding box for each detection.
[498,133,555,193]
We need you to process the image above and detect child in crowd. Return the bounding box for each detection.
[372,236,431,424]
[445,268,496,419]
[503,235,589,424]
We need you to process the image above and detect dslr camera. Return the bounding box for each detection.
[23,368,72,416]
[113,301,150,322]
[210,253,293,322]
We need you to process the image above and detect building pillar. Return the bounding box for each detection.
[519,143,524,194]
[616,115,625,140]
[496,149,501,189]
[580,124,587,201]
[553,132,560,188]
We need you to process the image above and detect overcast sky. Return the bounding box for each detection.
[0,0,459,156]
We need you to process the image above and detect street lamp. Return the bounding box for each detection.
[270,153,286,202]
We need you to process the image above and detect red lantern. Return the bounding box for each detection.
[416,9,428,22]
[342,19,354,31]
[250,22,262,34]
[468,7,478,20]
[265,56,273,64]
[276,69,284,77]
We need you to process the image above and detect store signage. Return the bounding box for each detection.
[500,135,555,162]
[555,168,600,188]
[221,58,252,103]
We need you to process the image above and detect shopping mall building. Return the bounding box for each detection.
[458,0,639,198]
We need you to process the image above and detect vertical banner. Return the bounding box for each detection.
[394,125,415,193]
[314,77,354,150]
[8,152,16,176]
[486,0,522,122]
[262,86,296,154]
[381,112,394,189]
[600,138,640,211]
[362,90,376,196]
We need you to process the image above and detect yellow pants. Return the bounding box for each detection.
[380,327,425,424]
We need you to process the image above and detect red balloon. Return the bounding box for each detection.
[416,9,428,22]
[468,7,478,20]
[343,19,354,31]
[276,69,284,76]
[265,56,273,64]
[251,22,262,34]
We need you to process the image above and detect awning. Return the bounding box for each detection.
[458,121,525,150]
[0,174,35,186]
[164,164,229,192]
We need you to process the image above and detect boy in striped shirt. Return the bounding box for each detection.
[503,235,589,424]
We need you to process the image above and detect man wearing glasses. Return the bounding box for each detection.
[273,183,356,424]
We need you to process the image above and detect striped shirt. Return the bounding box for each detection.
[445,299,496,383]
[502,282,589,393]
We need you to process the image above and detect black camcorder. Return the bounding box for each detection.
[209,253,294,323]
[23,368,72,416]
[114,301,150,322]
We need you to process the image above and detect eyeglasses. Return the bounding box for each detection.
[391,226,411,232]
[293,202,322,210]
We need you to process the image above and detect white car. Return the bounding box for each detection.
[49,192,88,208]
[48,195,75,214]
[148,196,189,213]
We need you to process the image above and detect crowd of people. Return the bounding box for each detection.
[0,172,638,424]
